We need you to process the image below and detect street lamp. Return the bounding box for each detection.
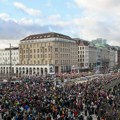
[9,43,15,81]
[3,58,7,78]
[12,58,16,77]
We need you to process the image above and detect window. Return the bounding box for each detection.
[49,60,52,64]
[55,48,58,52]
[60,48,62,52]
[37,49,39,53]
[55,60,58,64]
[49,54,51,58]
[48,46,52,52]
[45,61,47,64]
[45,48,47,52]
[41,60,43,64]
[55,54,58,58]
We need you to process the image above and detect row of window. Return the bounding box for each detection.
[78,59,85,62]
[0,57,18,60]
[78,55,85,58]
[21,60,51,65]
[21,38,75,44]
[20,48,74,53]
[55,60,76,64]
[20,42,75,48]
[0,52,18,55]
[20,42,51,47]
[55,48,76,53]
[21,60,77,65]
[78,47,86,50]
[21,54,52,59]
[20,47,52,53]
[78,63,89,67]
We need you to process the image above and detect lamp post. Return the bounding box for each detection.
[9,43,12,81]
[12,58,16,77]
[0,64,3,81]
[3,58,7,78]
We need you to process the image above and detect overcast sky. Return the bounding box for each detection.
[0,0,120,48]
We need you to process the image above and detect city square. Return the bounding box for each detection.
[0,0,120,120]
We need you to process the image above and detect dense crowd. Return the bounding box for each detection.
[0,72,120,120]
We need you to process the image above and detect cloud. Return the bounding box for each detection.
[0,13,10,21]
[0,40,19,49]
[0,0,120,47]
[74,0,120,13]
[0,15,64,41]
[18,18,33,26]
[72,0,120,45]
[13,2,41,16]
[47,14,70,27]
[66,1,76,8]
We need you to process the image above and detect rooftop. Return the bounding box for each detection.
[21,32,74,41]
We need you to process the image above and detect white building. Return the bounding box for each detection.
[0,47,55,78]
[77,39,117,72]
[0,47,19,78]
[77,40,97,71]
[0,47,19,65]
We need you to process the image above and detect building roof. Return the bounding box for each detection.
[75,38,90,46]
[21,32,74,41]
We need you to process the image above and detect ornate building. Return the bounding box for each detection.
[19,32,78,75]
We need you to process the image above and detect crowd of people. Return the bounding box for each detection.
[0,72,120,120]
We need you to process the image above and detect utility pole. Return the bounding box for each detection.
[9,43,12,81]
[0,65,2,81]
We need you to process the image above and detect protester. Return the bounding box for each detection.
[0,72,120,120]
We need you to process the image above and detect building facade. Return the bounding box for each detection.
[0,34,119,78]
[0,47,19,78]
[109,47,116,68]
[19,32,78,75]
[0,47,19,65]
[77,40,97,71]
[92,39,117,70]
